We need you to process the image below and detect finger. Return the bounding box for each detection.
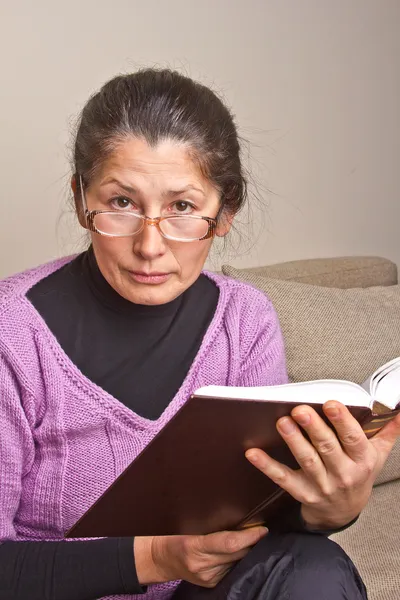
[290,405,348,474]
[199,526,267,558]
[275,415,327,483]
[245,447,316,504]
[370,412,400,467]
[322,401,370,462]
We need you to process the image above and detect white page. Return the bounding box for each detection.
[371,363,396,395]
[195,379,371,408]
[361,356,400,398]
[369,357,400,391]
[374,365,400,408]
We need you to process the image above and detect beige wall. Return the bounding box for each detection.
[0,0,399,278]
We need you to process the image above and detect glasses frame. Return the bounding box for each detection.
[79,176,220,242]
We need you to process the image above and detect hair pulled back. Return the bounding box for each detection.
[73,69,247,216]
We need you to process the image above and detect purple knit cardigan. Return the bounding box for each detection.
[0,257,288,600]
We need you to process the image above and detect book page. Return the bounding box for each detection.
[362,357,400,405]
[368,356,400,386]
[373,364,400,409]
[195,379,372,408]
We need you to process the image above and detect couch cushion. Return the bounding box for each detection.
[221,265,400,485]
[239,256,397,288]
[222,265,400,385]
[331,479,400,600]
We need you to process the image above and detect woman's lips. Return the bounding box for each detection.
[128,271,171,284]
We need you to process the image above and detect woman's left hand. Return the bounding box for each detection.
[245,401,400,530]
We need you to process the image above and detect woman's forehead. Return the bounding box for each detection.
[89,138,222,205]
[96,137,209,191]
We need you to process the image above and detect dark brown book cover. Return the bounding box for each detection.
[66,395,398,539]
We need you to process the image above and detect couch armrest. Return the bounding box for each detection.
[237,256,397,288]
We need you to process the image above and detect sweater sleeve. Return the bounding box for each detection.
[0,349,35,541]
[0,538,145,599]
[237,292,289,387]
[0,351,144,598]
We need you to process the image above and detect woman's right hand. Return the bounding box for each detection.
[134,526,268,588]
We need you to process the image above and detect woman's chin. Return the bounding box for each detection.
[121,279,182,306]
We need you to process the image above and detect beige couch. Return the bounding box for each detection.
[222,256,400,600]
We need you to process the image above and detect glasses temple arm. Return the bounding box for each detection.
[79,175,89,214]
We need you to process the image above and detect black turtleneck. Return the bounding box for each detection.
[27,247,219,420]
[0,249,219,600]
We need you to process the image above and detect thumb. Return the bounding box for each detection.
[370,412,400,458]
[201,526,268,556]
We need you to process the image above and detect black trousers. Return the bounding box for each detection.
[172,533,368,600]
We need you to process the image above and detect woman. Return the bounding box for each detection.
[1,69,398,600]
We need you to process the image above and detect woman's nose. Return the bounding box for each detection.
[132,219,167,260]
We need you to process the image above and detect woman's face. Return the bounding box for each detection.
[76,138,231,305]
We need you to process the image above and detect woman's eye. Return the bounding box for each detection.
[110,196,132,210]
[173,201,193,214]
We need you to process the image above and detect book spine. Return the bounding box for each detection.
[362,408,400,438]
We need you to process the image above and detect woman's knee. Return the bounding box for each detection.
[264,533,367,599]
[173,533,368,600]
[226,533,367,600]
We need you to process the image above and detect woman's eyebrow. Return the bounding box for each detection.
[165,186,205,197]
[100,178,137,194]
[100,178,205,198]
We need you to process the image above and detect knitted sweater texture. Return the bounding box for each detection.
[0,257,288,600]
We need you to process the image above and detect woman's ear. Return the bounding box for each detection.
[215,210,234,238]
[71,175,86,228]
[71,174,77,196]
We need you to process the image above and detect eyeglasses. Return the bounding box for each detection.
[79,177,219,242]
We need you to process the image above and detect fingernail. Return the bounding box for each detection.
[257,527,269,538]
[325,403,339,418]
[293,411,311,426]
[278,417,296,434]
[261,526,269,534]
[246,450,259,463]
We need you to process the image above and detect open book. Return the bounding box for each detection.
[197,355,400,437]
[66,356,400,539]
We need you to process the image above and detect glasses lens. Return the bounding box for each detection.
[93,213,143,236]
[160,216,209,241]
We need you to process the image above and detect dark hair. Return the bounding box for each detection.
[73,68,247,216]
